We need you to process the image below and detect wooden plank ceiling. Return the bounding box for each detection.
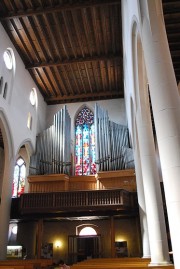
[162,0,180,83]
[0,0,179,148]
[0,0,123,105]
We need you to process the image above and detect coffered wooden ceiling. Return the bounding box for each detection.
[0,0,179,148]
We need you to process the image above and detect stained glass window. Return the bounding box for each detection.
[12,157,26,197]
[75,107,96,175]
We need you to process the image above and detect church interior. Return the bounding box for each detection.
[0,0,179,269]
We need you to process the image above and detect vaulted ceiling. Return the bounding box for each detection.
[0,0,179,148]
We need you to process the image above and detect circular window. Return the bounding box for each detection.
[29,88,36,106]
[3,49,13,70]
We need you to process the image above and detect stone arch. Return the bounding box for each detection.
[0,110,14,259]
[14,139,34,195]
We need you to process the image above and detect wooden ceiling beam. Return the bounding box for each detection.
[26,54,121,69]
[49,67,63,97]
[114,59,119,90]
[19,18,41,63]
[27,17,49,61]
[91,61,100,93]
[61,11,77,58]
[69,65,81,94]
[33,68,51,96]
[77,63,87,94]
[71,11,85,57]
[0,1,121,20]
[110,6,116,54]
[8,1,18,13]
[82,8,93,57]
[100,61,108,92]
[107,61,112,92]
[9,19,33,64]
[163,1,180,6]
[42,68,58,96]
[45,90,123,103]
[43,14,62,61]
[91,7,101,56]
[61,65,75,95]
[84,62,93,93]
[53,13,70,59]
[33,15,54,61]
[100,6,108,55]
[55,66,69,96]
[99,62,106,92]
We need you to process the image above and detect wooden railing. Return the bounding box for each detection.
[19,189,137,214]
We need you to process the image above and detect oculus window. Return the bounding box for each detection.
[29,88,36,106]
[3,49,13,70]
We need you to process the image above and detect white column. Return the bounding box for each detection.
[137,111,170,265]
[142,1,180,268]
[133,122,150,258]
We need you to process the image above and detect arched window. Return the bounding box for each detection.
[79,227,97,236]
[12,157,26,197]
[27,112,32,130]
[75,106,96,175]
[0,76,3,94]
[3,82,8,99]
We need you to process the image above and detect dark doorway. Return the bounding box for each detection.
[68,235,101,264]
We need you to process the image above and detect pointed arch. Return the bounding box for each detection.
[15,139,34,194]
[0,110,14,160]
[0,110,14,259]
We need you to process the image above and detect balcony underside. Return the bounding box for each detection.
[11,170,138,221]
[11,189,138,221]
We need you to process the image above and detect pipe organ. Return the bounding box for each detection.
[30,104,134,176]
[30,105,71,175]
[95,103,134,172]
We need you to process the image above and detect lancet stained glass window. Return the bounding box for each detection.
[12,157,26,197]
[75,107,96,175]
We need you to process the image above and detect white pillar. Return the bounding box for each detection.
[133,122,150,258]
[142,1,180,268]
[137,111,170,265]
[134,149,151,258]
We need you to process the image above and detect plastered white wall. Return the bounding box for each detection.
[46,99,127,142]
[0,23,47,157]
[121,0,142,135]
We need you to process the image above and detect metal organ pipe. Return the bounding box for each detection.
[30,103,132,176]
[29,105,71,175]
[94,104,130,172]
